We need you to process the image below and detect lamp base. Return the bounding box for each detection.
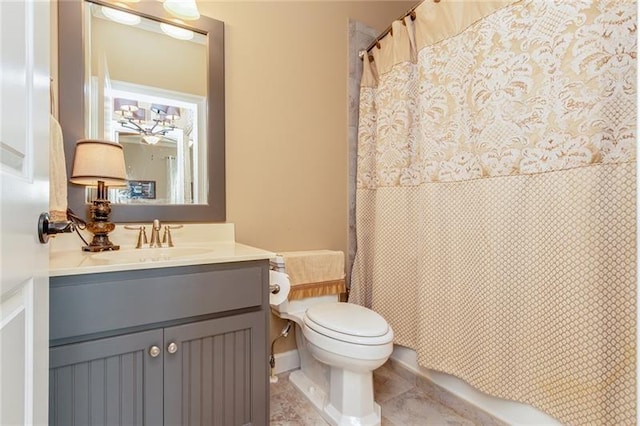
[82,245,120,252]
[83,198,120,252]
[82,239,120,252]
[82,230,120,252]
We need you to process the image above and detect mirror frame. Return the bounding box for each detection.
[58,0,225,222]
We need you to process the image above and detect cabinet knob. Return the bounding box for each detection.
[149,345,161,358]
[167,342,178,354]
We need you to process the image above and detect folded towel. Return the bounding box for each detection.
[49,115,67,222]
[278,250,346,300]
[279,250,345,284]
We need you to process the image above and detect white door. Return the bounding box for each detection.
[0,1,50,425]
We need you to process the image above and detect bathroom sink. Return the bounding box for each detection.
[91,247,214,263]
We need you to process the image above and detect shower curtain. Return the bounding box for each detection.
[350,1,636,424]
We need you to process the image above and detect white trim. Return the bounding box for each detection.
[0,290,26,329]
[24,0,34,183]
[111,80,206,108]
[23,279,34,426]
[391,345,561,426]
[0,279,34,425]
[273,349,300,375]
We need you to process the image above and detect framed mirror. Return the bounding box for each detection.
[58,0,225,222]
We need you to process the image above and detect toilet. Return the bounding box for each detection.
[270,272,393,426]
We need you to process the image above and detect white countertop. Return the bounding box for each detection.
[49,223,275,277]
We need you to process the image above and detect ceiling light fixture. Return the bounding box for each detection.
[114,98,180,144]
[160,22,194,40]
[101,5,141,25]
[142,135,162,145]
[163,0,200,21]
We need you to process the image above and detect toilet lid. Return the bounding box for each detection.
[304,302,390,339]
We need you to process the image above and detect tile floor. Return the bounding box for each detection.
[270,360,507,426]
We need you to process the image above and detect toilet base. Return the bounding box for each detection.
[289,369,382,426]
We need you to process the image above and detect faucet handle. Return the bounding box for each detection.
[124,225,148,249]
[163,226,174,247]
[140,226,148,246]
[163,225,183,248]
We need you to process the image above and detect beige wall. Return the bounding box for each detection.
[197,1,414,354]
[198,1,413,255]
[90,16,206,96]
[122,142,177,200]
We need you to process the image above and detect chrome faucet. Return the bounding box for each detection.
[149,219,162,248]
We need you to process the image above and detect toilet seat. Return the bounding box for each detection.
[303,302,393,346]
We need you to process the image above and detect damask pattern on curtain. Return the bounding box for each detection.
[350,1,636,424]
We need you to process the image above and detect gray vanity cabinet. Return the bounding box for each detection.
[49,329,164,425]
[164,311,265,425]
[49,261,269,426]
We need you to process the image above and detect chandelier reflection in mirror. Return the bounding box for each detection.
[114,98,180,145]
[97,82,207,205]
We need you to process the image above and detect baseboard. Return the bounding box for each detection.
[390,345,561,426]
[272,349,300,375]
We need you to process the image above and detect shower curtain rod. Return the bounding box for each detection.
[359,0,427,60]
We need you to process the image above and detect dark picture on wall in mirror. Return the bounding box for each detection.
[128,180,156,199]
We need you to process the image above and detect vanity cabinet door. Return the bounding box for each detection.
[163,311,268,426]
[49,329,164,426]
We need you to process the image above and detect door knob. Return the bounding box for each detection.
[167,342,178,354]
[149,345,161,358]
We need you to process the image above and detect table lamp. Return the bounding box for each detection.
[70,139,127,252]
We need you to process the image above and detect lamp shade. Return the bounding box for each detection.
[165,106,181,121]
[131,108,146,122]
[151,103,168,115]
[114,98,139,114]
[70,139,127,187]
